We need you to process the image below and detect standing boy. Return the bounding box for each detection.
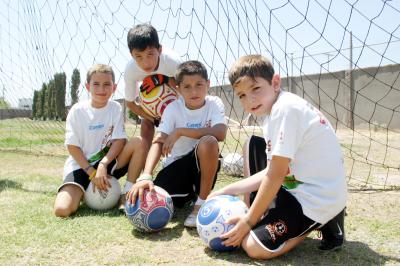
[208,55,347,259]
[124,23,182,155]
[127,60,227,227]
[54,64,146,217]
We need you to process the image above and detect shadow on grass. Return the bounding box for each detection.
[203,237,400,265]
[0,178,55,196]
[69,204,123,218]
[0,179,22,192]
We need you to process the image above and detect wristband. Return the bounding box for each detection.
[136,173,153,183]
[89,170,97,181]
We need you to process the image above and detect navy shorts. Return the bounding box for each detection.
[247,135,320,252]
[59,159,128,193]
[154,148,221,208]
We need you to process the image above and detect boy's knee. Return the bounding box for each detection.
[54,205,74,218]
[197,136,219,155]
[242,235,275,260]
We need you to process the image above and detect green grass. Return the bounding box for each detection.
[1,151,399,265]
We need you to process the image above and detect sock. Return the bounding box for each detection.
[195,197,205,206]
[122,180,134,194]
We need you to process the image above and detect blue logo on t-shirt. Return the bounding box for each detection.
[89,124,105,130]
[186,122,202,128]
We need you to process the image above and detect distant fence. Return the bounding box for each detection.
[0,109,32,120]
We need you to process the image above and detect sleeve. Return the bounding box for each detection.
[111,102,128,140]
[158,103,176,135]
[124,61,139,102]
[64,106,81,147]
[210,97,227,126]
[269,107,305,160]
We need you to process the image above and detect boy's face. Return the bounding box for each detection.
[86,72,116,108]
[177,74,209,110]
[131,46,162,73]
[233,74,281,116]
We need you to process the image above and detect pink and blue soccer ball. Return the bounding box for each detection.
[125,186,174,232]
[196,195,249,251]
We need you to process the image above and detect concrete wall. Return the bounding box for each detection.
[210,64,400,129]
[0,108,32,120]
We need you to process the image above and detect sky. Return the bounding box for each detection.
[1,0,399,106]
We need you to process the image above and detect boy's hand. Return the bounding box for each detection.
[92,163,111,192]
[221,216,252,247]
[162,129,180,156]
[126,180,155,205]
[207,188,232,200]
[140,74,169,94]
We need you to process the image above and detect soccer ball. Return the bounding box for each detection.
[84,177,121,210]
[139,83,178,118]
[125,186,174,232]
[222,153,244,176]
[196,195,249,251]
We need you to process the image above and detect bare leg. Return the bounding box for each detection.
[243,137,251,207]
[197,136,219,200]
[54,185,83,217]
[242,232,309,260]
[140,118,155,157]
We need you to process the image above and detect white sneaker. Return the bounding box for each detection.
[184,204,201,228]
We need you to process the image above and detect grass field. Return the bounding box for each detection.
[1,151,399,265]
[1,118,400,265]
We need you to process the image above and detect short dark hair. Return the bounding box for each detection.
[175,60,208,85]
[228,55,275,86]
[127,23,160,52]
[86,64,115,84]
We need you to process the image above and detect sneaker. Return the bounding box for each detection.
[318,208,346,251]
[184,204,201,228]
[118,194,126,213]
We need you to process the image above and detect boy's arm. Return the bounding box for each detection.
[143,133,168,176]
[125,100,155,122]
[67,145,95,175]
[162,124,227,156]
[221,155,289,247]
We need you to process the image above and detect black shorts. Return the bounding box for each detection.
[154,148,220,208]
[58,159,128,193]
[246,136,321,252]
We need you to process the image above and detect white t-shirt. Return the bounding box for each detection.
[158,95,226,167]
[124,47,183,102]
[63,100,127,178]
[263,91,347,224]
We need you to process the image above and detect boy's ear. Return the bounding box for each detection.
[206,79,210,89]
[85,83,91,92]
[272,74,281,92]
[158,45,162,54]
[112,83,117,93]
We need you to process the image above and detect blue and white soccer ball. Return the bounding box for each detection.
[222,153,244,177]
[125,186,174,232]
[84,177,121,210]
[196,195,249,251]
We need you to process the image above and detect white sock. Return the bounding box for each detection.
[195,197,205,206]
[122,180,134,194]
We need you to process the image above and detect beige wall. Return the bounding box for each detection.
[210,64,400,129]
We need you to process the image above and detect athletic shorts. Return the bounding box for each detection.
[58,159,128,193]
[246,135,321,252]
[154,147,221,208]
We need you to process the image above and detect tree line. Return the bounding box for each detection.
[32,69,80,121]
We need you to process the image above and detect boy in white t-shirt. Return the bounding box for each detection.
[208,55,347,259]
[124,23,183,156]
[54,64,147,217]
[127,60,228,228]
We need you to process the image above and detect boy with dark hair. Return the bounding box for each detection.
[127,60,227,227]
[124,23,182,156]
[54,64,147,217]
[208,55,347,259]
